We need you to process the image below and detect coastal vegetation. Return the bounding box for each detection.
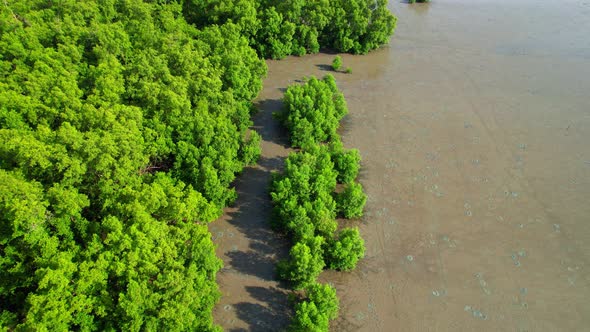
[186,0,397,58]
[271,75,367,330]
[1,0,394,330]
[332,56,343,71]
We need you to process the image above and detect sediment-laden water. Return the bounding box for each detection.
[212,0,590,330]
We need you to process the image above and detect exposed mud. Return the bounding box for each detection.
[213,0,590,330]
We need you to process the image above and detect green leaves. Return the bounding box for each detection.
[272,75,367,329]
[332,55,342,71]
[1,0,263,330]
[281,75,348,148]
[326,228,365,271]
[290,283,339,332]
[182,0,396,59]
[278,237,326,289]
[336,182,367,219]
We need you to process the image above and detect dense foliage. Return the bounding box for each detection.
[271,76,368,330]
[0,1,266,330]
[331,56,342,71]
[290,283,339,332]
[183,0,397,59]
[1,0,395,329]
[279,75,347,149]
[325,227,365,271]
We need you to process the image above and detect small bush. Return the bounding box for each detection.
[332,56,342,71]
[290,283,339,332]
[336,182,367,219]
[278,236,325,289]
[326,228,365,271]
[345,67,352,74]
[281,75,348,148]
[329,140,361,183]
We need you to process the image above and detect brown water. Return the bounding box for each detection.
[212,0,590,330]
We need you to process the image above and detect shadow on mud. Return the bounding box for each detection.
[252,98,291,149]
[316,63,334,72]
[225,157,289,280]
[229,286,292,332]
[222,156,291,329]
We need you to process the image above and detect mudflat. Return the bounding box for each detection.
[213,0,590,330]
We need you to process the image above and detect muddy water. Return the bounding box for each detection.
[213,0,590,330]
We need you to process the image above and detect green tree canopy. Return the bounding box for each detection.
[326,227,366,271]
[290,283,339,332]
[280,75,347,148]
[0,0,266,330]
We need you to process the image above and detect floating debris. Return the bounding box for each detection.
[355,312,366,321]
[406,255,414,262]
[230,245,238,252]
[223,305,232,311]
[432,290,441,297]
[464,305,488,320]
[511,253,522,267]
[518,143,527,150]
[518,250,527,257]
[465,210,473,217]
[553,224,561,233]
[520,287,528,295]
[227,231,234,238]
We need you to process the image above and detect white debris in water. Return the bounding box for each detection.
[465,305,488,320]
[406,255,414,262]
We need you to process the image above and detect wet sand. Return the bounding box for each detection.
[213,0,590,330]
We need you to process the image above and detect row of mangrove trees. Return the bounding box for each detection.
[271,75,367,331]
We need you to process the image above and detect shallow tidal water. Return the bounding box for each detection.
[212,0,590,330]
